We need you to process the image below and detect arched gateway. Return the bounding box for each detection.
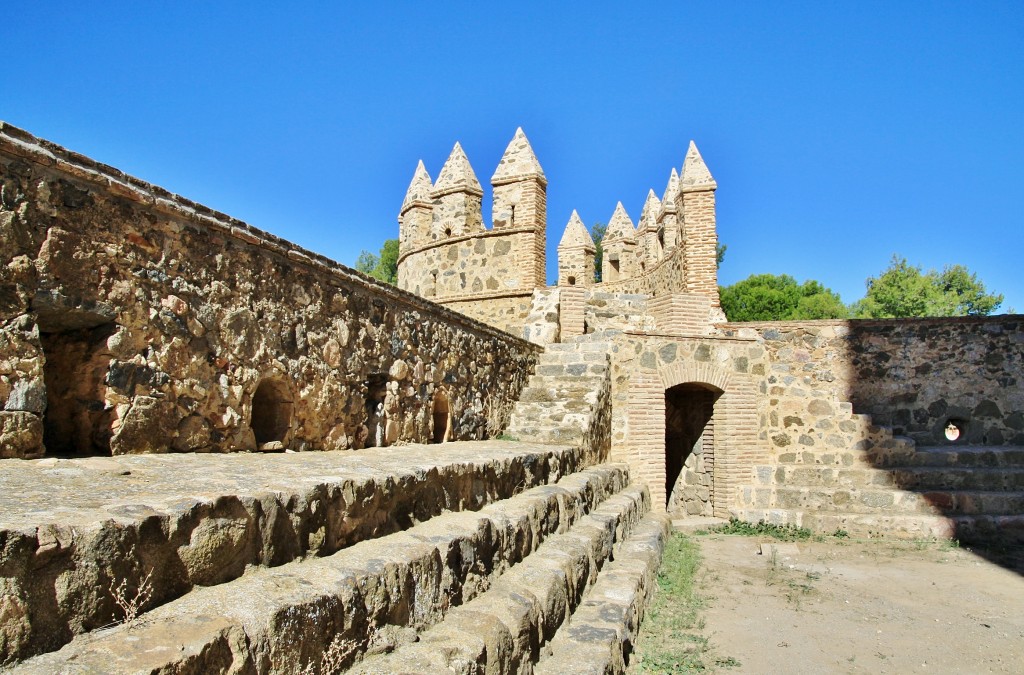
[627,361,760,518]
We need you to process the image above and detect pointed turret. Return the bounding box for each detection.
[638,189,661,231]
[398,160,434,255]
[661,168,680,210]
[659,167,681,251]
[491,128,546,185]
[604,202,636,242]
[431,142,484,238]
[557,210,595,287]
[558,210,595,249]
[434,142,484,197]
[491,128,548,288]
[678,140,720,307]
[638,189,663,264]
[680,141,717,191]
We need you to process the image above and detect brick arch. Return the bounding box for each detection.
[627,361,759,518]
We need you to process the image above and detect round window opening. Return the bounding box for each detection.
[944,419,965,442]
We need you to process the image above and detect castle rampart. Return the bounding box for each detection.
[0,121,540,459]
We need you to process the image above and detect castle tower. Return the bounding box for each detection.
[677,141,720,305]
[398,160,433,253]
[658,167,680,252]
[638,189,662,265]
[431,142,484,239]
[491,128,547,289]
[557,210,595,287]
[601,202,637,283]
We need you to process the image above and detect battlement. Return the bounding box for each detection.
[397,132,723,339]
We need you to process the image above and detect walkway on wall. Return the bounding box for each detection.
[4,442,667,672]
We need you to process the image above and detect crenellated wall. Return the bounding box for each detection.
[0,122,541,459]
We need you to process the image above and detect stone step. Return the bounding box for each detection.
[535,513,670,675]
[544,341,611,354]
[744,486,1024,516]
[15,464,634,673]
[755,465,1024,491]
[533,361,609,377]
[350,484,654,674]
[0,442,583,665]
[734,509,1024,544]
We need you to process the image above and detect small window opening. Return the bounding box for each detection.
[251,378,293,449]
[444,226,452,237]
[509,204,516,227]
[432,391,451,443]
[944,418,966,442]
[567,276,576,286]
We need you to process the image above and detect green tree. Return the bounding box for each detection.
[852,255,1003,318]
[354,238,399,284]
[716,242,727,270]
[720,273,848,322]
[591,222,606,283]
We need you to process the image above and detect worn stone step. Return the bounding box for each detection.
[535,512,670,675]
[14,464,632,673]
[351,484,654,674]
[755,465,1024,491]
[745,486,1024,516]
[0,442,584,665]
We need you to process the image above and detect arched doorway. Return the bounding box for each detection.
[251,377,293,449]
[431,391,451,443]
[665,383,722,515]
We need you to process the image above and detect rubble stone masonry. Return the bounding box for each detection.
[0,122,540,459]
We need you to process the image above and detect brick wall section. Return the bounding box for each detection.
[559,287,586,340]
[611,332,766,515]
[647,294,712,334]
[680,188,720,307]
[0,122,541,457]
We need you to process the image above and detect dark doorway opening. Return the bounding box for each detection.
[251,377,293,448]
[364,373,387,447]
[40,323,116,456]
[432,391,450,443]
[665,383,721,514]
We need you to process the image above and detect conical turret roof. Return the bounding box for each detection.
[434,142,483,196]
[558,210,595,250]
[661,167,680,210]
[638,189,661,232]
[400,160,433,213]
[680,141,716,191]
[604,202,636,242]
[491,128,546,185]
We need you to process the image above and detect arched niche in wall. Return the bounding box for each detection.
[250,376,293,450]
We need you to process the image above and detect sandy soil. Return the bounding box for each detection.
[693,535,1024,674]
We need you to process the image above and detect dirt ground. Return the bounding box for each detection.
[692,535,1024,674]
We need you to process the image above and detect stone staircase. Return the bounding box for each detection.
[737,407,1024,543]
[505,340,612,459]
[5,442,667,673]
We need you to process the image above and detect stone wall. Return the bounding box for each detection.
[0,122,541,458]
[721,316,1024,449]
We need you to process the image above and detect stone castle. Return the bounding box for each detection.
[0,121,1020,672]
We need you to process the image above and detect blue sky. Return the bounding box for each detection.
[5,2,1022,311]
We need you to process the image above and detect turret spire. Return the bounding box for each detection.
[491,128,546,185]
[604,202,636,242]
[434,142,483,196]
[558,210,595,250]
[401,160,433,213]
[680,141,716,191]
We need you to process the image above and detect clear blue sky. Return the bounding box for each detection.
[5,2,1022,311]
